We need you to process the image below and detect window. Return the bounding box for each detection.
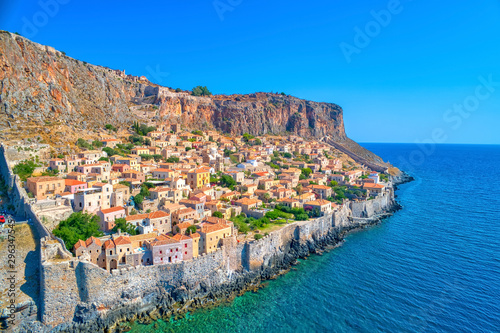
[184,244,187,248]
[160,250,162,254]
[170,249,173,252]
[185,251,187,255]
[120,249,122,253]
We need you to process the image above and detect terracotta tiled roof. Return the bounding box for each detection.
[27,176,62,183]
[114,235,132,245]
[204,216,229,225]
[309,185,330,190]
[149,187,170,193]
[65,179,86,186]
[307,199,331,206]
[129,233,158,242]
[148,211,170,219]
[363,183,385,189]
[125,213,148,222]
[154,168,174,173]
[199,223,231,234]
[104,239,115,249]
[100,206,125,214]
[74,239,86,250]
[176,221,193,229]
[171,233,192,241]
[150,237,179,246]
[85,236,102,247]
[236,198,259,205]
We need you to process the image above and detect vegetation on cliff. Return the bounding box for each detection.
[191,86,212,97]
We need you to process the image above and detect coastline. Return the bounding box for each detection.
[13,173,413,333]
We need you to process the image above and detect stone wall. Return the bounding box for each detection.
[39,246,228,327]
[36,191,395,331]
[350,188,394,219]
[4,135,397,332]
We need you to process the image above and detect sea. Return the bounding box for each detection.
[130,143,500,333]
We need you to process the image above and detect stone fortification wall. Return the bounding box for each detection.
[5,136,397,332]
[37,191,394,331]
[350,189,395,219]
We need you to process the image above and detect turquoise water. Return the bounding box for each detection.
[131,144,500,333]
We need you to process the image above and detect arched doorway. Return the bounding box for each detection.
[110,259,117,270]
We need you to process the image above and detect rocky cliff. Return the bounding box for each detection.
[0,30,388,169]
[0,31,345,140]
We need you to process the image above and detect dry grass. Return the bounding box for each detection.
[0,224,39,308]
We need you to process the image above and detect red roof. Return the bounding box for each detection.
[100,206,125,214]
[65,179,86,186]
[114,235,132,245]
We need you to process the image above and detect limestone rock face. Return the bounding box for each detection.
[0,32,137,134]
[0,31,348,144]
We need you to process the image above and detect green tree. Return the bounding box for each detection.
[13,160,40,181]
[112,218,138,235]
[53,212,103,251]
[92,140,103,148]
[220,175,236,188]
[301,167,312,178]
[134,194,144,205]
[76,138,92,149]
[166,157,180,163]
[105,124,117,132]
[191,86,212,96]
[186,225,197,235]
[213,211,223,218]
[242,133,255,142]
[254,234,263,240]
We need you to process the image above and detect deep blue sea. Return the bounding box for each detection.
[131,144,500,333]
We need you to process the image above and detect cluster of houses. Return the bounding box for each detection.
[24,126,388,271]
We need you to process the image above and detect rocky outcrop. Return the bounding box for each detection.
[0,33,343,139]
[0,30,391,168]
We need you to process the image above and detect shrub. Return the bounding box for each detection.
[92,140,103,148]
[13,160,40,181]
[112,218,138,235]
[166,157,180,163]
[213,211,223,218]
[186,225,197,235]
[191,86,212,96]
[76,138,92,149]
[53,212,103,251]
[133,194,144,205]
[254,234,263,240]
[235,221,250,234]
[132,121,156,136]
[105,124,117,132]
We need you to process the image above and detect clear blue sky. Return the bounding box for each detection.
[2,0,499,144]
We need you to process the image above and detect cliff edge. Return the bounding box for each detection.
[0,31,390,170]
